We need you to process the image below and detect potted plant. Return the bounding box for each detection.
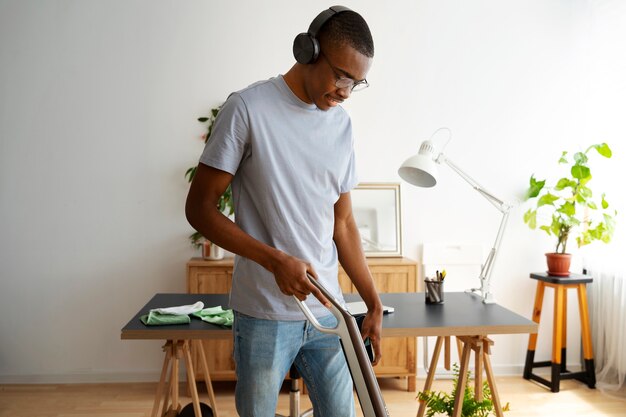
[185,105,234,260]
[523,143,616,276]
[417,363,509,417]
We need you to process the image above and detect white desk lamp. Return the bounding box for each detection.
[398,128,511,304]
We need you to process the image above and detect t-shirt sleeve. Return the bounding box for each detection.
[199,93,249,175]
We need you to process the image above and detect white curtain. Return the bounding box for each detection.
[587,262,626,398]
[582,0,626,398]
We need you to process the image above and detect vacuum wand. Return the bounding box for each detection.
[293,274,389,417]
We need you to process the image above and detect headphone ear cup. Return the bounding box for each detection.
[293,32,320,64]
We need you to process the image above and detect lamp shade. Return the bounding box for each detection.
[397,140,439,188]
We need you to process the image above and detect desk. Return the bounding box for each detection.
[122,294,230,417]
[187,257,418,389]
[122,293,536,417]
[370,293,537,417]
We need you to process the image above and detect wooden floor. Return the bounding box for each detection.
[1,376,624,417]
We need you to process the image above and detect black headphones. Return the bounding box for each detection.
[293,5,352,65]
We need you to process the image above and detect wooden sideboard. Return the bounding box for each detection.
[187,256,419,391]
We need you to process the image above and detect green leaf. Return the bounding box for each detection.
[590,223,606,240]
[571,164,591,180]
[554,178,576,191]
[538,193,559,207]
[579,174,592,187]
[540,225,552,235]
[591,143,612,158]
[524,209,537,229]
[587,201,598,210]
[557,201,576,217]
[604,213,616,233]
[574,152,588,165]
[188,231,204,249]
[602,194,609,209]
[577,234,591,248]
[578,186,592,200]
[558,151,568,164]
[525,175,545,199]
[185,166,197,182]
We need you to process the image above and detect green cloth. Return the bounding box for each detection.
[140,311,191,326]
[192,306,234,328]
[139,305,233,327]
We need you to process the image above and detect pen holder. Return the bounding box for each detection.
[425,280,444,304]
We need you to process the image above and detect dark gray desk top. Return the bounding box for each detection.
[122,293,232,340]
[121,292,537,340]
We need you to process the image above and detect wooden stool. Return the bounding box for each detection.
[523,272,596,392]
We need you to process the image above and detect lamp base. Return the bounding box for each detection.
[482,292,496,304]
[465,288,496,304]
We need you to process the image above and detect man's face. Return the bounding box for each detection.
[304,42,372,111]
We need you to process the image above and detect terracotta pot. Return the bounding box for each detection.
[545,253,572,277]
[202,240,225,260]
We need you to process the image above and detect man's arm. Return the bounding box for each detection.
[185,163,329,305]
[333,191,384,365]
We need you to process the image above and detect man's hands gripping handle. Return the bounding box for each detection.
[293,273,375,365]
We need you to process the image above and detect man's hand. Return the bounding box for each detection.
[270,252,331,308]
[360,309,383,366]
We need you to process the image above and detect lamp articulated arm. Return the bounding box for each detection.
[437,154,512,304]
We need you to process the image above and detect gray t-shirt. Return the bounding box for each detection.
[199,75,358,320]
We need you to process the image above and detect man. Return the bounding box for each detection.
[186,6,382,416]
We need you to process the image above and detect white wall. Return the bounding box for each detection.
[1,0,624,382]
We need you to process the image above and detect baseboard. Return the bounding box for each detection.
[1,363,583,385]
[0,370,164,384]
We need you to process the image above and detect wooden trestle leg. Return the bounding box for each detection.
[151,340,218,417]
[417,335,503,417]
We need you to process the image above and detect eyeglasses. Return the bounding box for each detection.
[336,77,369,92]
[319,52,369,92]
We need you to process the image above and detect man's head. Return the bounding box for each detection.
[287,7,374,111]
[316,8,374,61]
[293,6,374,65]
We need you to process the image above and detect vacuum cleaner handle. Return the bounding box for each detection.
[293,274,389,417]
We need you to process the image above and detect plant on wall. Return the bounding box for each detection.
[417,363,508,417]
[185,104,234,249]
[522,143,616,275]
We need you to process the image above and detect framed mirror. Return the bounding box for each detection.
[351,183,402,257]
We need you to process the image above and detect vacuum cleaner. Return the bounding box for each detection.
[293,274,390,417]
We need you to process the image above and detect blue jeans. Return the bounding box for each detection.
[233,311,355,417]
